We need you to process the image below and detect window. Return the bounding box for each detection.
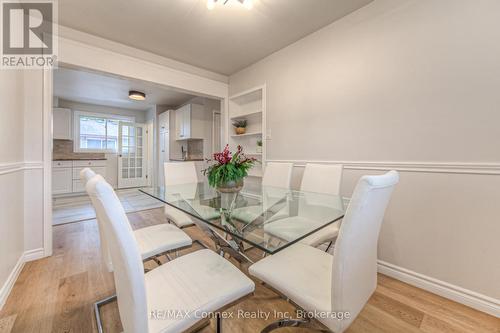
[74,111,133,152]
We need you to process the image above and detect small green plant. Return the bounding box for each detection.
[232,119,247,128]
[203,145,256,188]
[257,140,262,147]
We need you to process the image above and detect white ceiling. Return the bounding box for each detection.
[54,67,196,110]
[58,0,373,75]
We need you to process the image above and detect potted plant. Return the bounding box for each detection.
[203,145,256,193]
[232,119,247,135]
[256,139,262,153]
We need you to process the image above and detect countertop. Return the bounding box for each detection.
[53,158,107,161]
[170,158,204,162]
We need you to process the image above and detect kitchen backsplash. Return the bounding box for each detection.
[187,140,204,160]
[53,139,106,160]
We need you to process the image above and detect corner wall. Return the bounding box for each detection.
[0,70,26,308]
[229,0,500,315]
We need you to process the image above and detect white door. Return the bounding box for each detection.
[118,122,147,188]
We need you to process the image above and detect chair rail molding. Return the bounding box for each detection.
[0,161,44,176]
[266,159,500,175]
[378,260,500,318]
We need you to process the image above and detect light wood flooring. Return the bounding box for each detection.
[0,208,498,333]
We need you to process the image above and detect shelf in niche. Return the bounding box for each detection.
[231,132,262,138]
[230,110,262,120]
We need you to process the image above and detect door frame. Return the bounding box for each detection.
[43,36,229,257]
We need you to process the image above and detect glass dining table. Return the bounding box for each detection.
[140,181,345,262]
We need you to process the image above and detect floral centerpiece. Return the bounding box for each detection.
[203,144,256,193]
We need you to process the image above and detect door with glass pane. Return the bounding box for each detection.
[118,122,147,188]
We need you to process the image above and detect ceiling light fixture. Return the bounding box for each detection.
[207,0,253,10]
[128,90,146,101]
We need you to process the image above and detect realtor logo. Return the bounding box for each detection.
[1,0,57,68]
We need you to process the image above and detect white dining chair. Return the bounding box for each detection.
[87,176,255,333]
[232,162,293,224]
[249,171,399,332]
[164,162,198,228]
[80,168,114,271]
[264,163,343,248]
[82,169,193,272]
[262,162,293,189]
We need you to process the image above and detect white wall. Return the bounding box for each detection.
[57,99,149,188]
[229,0,500,313]
[23,70,45,253]
[0,70,26,307]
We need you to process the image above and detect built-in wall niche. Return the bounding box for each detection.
[228,85,266,178]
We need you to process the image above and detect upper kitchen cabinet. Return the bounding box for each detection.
[53,108,72,140]
[175,104,204,140]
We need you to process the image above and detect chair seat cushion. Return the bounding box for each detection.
[231,205,264,224]
[249,243,332,314]
[300,223,340,247]
[265,216,339,246]
[134,224,192,260]
[146,249,255,333]
[164,205,195,228]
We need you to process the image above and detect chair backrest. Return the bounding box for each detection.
[80,167,96,184]
[329,171,399,332]
[86,174,113,272]
[86,176,148,333]
[262,162,293,189]
[164,161,198,186]
[300,163,343,195]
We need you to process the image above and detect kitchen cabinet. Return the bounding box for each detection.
[52,165,72,195]
[175,104,204,140]
[53,108,72,140]
[52,160,107,195]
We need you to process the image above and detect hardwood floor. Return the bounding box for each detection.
[0,208,498,333]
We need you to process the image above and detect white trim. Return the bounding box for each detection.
[378,260,500,318]
[0,254,24,310]
[266,159,500,175]
[0,162,44,176]
[43,68,53,257]
[0,248,48,310]
[23,248,45,262]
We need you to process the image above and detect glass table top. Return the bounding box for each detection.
[140,182,345,254]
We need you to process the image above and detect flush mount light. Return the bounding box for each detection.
[128,90,146,101]
[207,0,253,10]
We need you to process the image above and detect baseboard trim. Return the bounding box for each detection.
[378,260,500,318]
[24,248,45,262]
[0,254,25,311]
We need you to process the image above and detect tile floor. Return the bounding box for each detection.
[52,188,164,225]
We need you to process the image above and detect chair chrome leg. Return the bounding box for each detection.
[216,312,222,333]
[193,239,209,249]
[261,318,329,333]
[325,241,333,252]
[94,294,117,333]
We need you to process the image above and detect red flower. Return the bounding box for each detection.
[213,144,232,165]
